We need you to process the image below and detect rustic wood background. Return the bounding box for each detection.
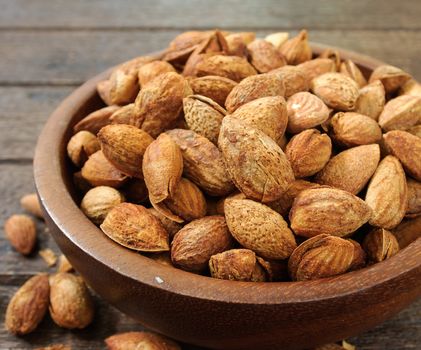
[1,1,420,349]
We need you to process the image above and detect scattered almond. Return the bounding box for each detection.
[4,214,37,255]
[39,248,57,267]
[20,193,44,219]
[105,331,180,350]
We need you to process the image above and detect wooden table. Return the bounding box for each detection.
[1,1,420,348]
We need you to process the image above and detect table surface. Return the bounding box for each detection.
[1,1,421,349]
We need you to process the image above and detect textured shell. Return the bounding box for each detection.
[5,274,49,335]
[339,59,367,87]
[369,64,411,93]
[348,239,367,271]
[218,116,295,203]
[133,72,192,137]
[297,58,336,81]
[137,60,176,87]
[109,68,139,105]
[279,30,312,65]
[155,177,207,223]
[148,208,183,238]
[209,249,266,282]
[268,65,309,97]
[49,273,94,329]
[285,129,332,178]
[224,199,297,260]
[110,103,135,125]
[225,73,285,113]
[171,216,233,273]
[81,151,128,188]
[315,144,380,195]
[247,39,286,73]
[288,234,355,281]
[354,80,386,120]
[406,178,421,218]
[329,112,382,147]
[290,187,372,237]
[286,92,330,134]
[4,214,36,255]
[100,203,169,252]
[392,216,421,249]
[67,130,100,167]
[189,75,237,107]
[363,228,400,263]
[98,124,154,178]
[230,96,288,144]
[378,95,421,131]
[384,130,421,181]
[142,133,183,203]
[105,331,181,350]
[365,155,408,229]
[165,129,235,196]
[80,186,125,225]
[311,72,360,111]
[183,95,226,144]
[267,180,320,216]
[195,55,257,82]
[73,105,120,135]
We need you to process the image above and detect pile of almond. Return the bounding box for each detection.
[67,29,421,283]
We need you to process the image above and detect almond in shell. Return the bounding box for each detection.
[297,58,336,81]
[392,216,421,248]
[189,75,237,107]
[105,331,180,350]
[369,64,411,94]
[148,208,183,238]
[362,228,400,262]
[339,60,367,87]
[108,68,139,105]
[137,60,176,87]
[353,80,385,121]
[279,30,312,65]
[67,131,101,167]
[97,80,112,106]
[268,65,309,97]
[247,39,286,73]
[378,95,421,131]
[4,214,37,255]
[110,103,135,125]
[73,105,120,135]
[224,199,297,260]
[264,32,289,49]
[406,177,421,218]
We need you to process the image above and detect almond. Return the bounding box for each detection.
[183,94,226,144]
[81,150,128,188]
[39,248,57,267]
[4,214,36,255]
[329,112,382,147]
[138,60,176,87]
[399,79,421,97]
[354,80,385,120]
[290,187,372,237]
[97,80,112,105]
[195,55,257,82]
[268,65,309,97]
[171,216,233,272]
[224,199,297,260]
[383,130,421,181]
[348,239,367,271]
[288,234,355,281]
[378,95,421,131]
[100,203,169,252]
[406,125,421,139]
[148,208,183,238]
[67,131,101,167]
[5,274,50,335]
[230,96,288,144]
[279,30,312,65]
[108,68,139,105]
[73,105,120,135]
[311,72,360,111]
[20,193,44,219]
[297,58,336,81]
[225,73,285,113]
[209,249,266,282]
[189,75,237,107]
[110,103,134,125]
[362,228,400,262]
[369,64,411,93]
[315,144,380,194]
[218,116,295,202]
[285,129,332,178]
[49,273,94,329]
[57,255,74,273]
[163,31,211,64]
[286,91,330,134]
[98,124,154,178]
[319,48,341,70]
[80,186,125,225]
[264,32,289,49]
[392,216,421,248]
[247,39,286,73]
[35,344,71,350]
[406,177,421,217]
[133,72,192,137]
[166,129,235,196]
[105,331,180,350]
[142,133,183,203]
[256,257,289,282]
[365,155,408,229]
[339,60,367,87]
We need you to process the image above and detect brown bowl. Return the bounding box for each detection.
[34,43,421,350]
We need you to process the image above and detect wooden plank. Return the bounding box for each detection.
[0,87,73,160]
[1,0,421,30]
[1,30,421,86]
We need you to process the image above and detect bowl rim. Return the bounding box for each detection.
[34,42,421,305]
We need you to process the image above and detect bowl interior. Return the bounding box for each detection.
[34,43,421,306]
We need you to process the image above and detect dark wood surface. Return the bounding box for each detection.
[0,1,420,349]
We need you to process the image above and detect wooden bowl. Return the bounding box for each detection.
[34,44,421,350]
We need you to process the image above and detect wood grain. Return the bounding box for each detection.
[1,30,421,85]
[1,0,421,30]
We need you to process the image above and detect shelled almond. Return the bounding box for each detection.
[63,28,419,283]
